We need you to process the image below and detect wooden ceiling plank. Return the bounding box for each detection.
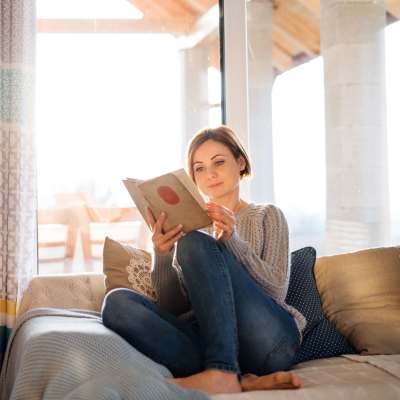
[272,28,296,55]
[128,0,171,20]
[293,0,320,19]
[273,24,315,57]
[177,4,219,48]
[386,0,400,19]
[183,0,208,15]
[272,43,293,72]
[197,0,218,11]
[209,38,220,69]
[274,4,320,54]
[157,0,195,19]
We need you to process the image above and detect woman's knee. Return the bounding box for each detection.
[240,335,299,375]
[101,288,149,328]
[177,230,213,251]
[260,337,299,374]
[176,231,216,262]
[237,306,300,375]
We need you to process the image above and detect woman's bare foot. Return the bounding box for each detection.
[167,369,242,395]
[240,371,302,391]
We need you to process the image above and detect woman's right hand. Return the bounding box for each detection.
[146,208,184,256]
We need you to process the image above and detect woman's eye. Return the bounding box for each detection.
[215,160,225,166]
[195,166,204,173]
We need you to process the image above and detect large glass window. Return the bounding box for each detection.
[244,1,400,256]
[36,0,221,274]
[386,21,400,244]
[272,58,326,253]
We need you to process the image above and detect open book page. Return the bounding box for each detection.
[122,178,152,230]
[138,169,212,233]
[171,169,208,208]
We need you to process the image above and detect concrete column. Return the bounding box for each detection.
[321,0,390,254]
[247,0,275,203]
[180,44,209,157]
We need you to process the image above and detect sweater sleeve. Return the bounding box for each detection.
[151,248,190,316]
[223,205,289,303]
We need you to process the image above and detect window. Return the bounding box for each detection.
[243,1,399,255]
[36,0,222,274]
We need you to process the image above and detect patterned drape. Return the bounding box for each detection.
[0,0,37,367]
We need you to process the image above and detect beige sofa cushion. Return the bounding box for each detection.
[315,246,400,355]
[17,273,106,316]
[103,236,157,301]
[213,355,400,399]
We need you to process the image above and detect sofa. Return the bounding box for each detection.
[1,245,400,400]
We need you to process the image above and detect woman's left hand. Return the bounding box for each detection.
[206,202,236,241]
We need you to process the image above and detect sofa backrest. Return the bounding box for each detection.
[315,246,400,355]
[17,273,106,317]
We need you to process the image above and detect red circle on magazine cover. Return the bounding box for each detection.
[157,186,180,205]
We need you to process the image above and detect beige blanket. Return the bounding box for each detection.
[212,354,400,400]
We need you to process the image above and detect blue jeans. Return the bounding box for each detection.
[101,231,300,378]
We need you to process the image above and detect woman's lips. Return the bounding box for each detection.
[208,182,223,188]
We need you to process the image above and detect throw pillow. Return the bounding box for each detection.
[103,236,157,301]
[285,247,356,364]
[315,246,400,355]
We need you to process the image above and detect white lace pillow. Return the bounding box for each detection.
[103,236,157,301]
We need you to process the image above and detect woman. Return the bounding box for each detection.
[102,126,306,395]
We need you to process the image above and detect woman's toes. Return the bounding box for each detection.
[273,372,302,388]
[291,373,302,387]
[241,371,302,391]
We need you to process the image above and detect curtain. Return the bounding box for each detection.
[0,0,37,367]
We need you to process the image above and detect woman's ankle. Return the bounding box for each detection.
[205,369,240,379]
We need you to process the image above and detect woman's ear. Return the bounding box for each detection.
[238,156,246,172]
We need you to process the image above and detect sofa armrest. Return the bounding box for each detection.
[17,273,106,318]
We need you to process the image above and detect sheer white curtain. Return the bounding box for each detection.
[0,0,37,367]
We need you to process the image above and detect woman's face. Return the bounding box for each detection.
[192,139,245,200]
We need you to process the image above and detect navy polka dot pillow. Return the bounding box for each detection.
[285,247,356,364]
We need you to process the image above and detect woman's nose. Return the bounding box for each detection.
[207,167,217,178]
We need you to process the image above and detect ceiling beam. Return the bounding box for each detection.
[209,38,220,69]
[272,43,293,72]
[182,0,208,15]
[293,0,320,19]
[128,0,171,19]
[273,24,315,57]
[37,18,194,34]
[176,4,219,48]
[153,0,195,19]
[273,2,320,54]
[386,0,400,19]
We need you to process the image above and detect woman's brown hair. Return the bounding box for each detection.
[186,125,252,181]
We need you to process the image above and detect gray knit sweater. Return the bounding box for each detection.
[151,203,307,339]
